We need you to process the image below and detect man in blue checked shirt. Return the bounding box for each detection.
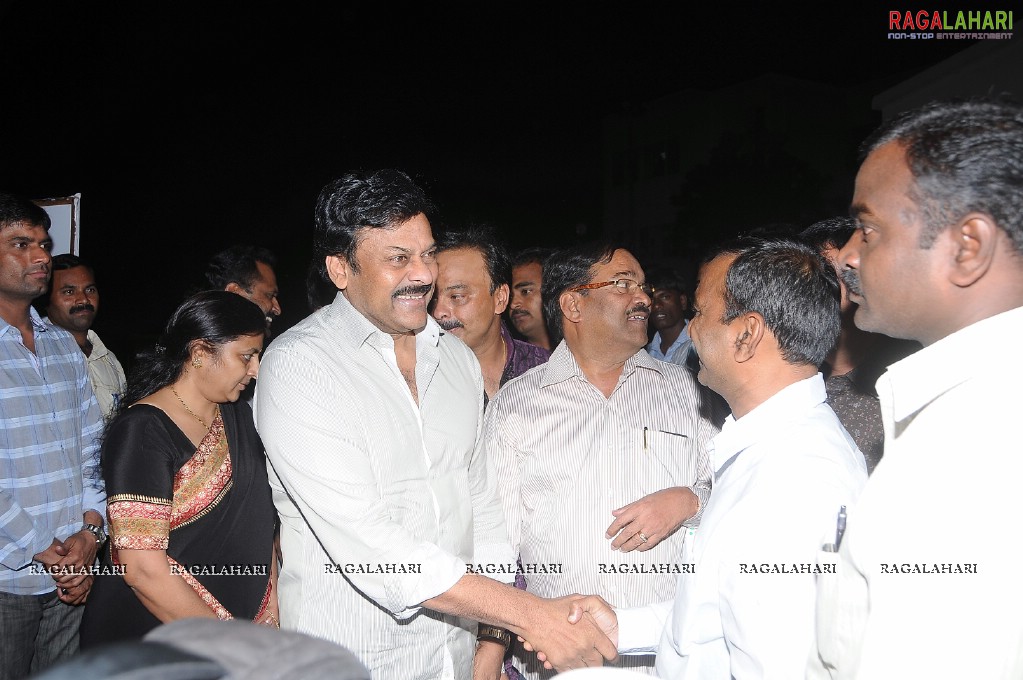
[0,193,106,679]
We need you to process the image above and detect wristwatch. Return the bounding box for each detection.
[477,625,512,649]
[82,523,106,545]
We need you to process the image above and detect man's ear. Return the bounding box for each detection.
[225,282,246,295]
[494,283,510,316]
[325,255,350,290]
[948,214,997,288]
[733,313,765,363]
[559,291,582,326]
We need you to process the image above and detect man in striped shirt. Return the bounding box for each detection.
[0,193,106,678]
[486,243,717,677]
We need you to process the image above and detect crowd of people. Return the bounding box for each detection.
[2,96,1021,680]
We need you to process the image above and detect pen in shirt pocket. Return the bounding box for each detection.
[643,427,688,451]
[822,505,847,553]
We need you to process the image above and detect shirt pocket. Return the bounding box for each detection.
[636,428,695,496]
[811,545,841,672]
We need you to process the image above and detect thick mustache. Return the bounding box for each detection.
[627,304,652,316]
[69,304,95,314]
[510,309,530,317]
[393,284,433,298]
[437,318,464,331]
[840,269,862,297]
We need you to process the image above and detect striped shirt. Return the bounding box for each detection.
[255,292,515,680]
[1,308,105,595]
[485,342,717,676]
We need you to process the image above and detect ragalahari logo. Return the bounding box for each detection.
[888,9,1013,40]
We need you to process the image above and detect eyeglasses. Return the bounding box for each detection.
[569,278,653,296]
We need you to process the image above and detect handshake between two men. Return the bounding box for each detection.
[518,594,620,672]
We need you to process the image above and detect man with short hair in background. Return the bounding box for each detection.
[508,247,552,351]
[37,253,126,421]
[432,226,550,401]
[644,266,694,369]
[205,244,282,331]
[0,192,106,679]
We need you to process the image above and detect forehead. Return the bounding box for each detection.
[696,254,736,300]
[853,141,915,211]
[591,249,642,279]
[253,261,277,288]
[222,333,266,351]
[52,266,95,287]
[1,221,50,240]
[437,247,489,281]
[513,261,542,282]
[652,287,683,299]
[355,213,434,255]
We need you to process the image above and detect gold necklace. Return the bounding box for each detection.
[170,387,217,430]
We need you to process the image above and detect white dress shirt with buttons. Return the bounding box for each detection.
[809,306,1023,680]
[255,293,515,680]
[616,375,867,679]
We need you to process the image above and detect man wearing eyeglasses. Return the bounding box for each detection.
[483,243,717,677]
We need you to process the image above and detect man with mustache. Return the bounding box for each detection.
[37,254,126,421]
[508,248,552,351]
[549,236,867,679]
[204,244,282,334]
[644,266,695,370]
[485,243,716,677]
[432,226,549,401]
[0,193,106,678]
[255,171,618,679]
[809,99,1023,680]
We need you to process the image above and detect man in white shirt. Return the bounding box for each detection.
[485,243,717,677]
[547,236,867,678]
[38,254,126,420]
[809,99,1023,679]
[255,170,616,680]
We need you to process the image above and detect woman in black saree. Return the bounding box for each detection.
[81,291,278,646]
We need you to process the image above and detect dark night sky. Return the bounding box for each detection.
[0,3,977,355]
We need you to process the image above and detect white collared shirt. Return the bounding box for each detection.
[255,292,515,680]
[617,374,867,679]
[809,306,1023,680]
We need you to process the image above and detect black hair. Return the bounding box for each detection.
[511,246,552,269]
[32,254,96,317]
[121,291,267,410]
[313,169,436,276]
[541,242,617,346]
[799,217,857,254]
[645,265,689,297]
[862,97,1023,250]
[436,224,511,292]
[0,192,50,231]
[707,236,840,367]
[204,245,278,291]
[305,258,338,312]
